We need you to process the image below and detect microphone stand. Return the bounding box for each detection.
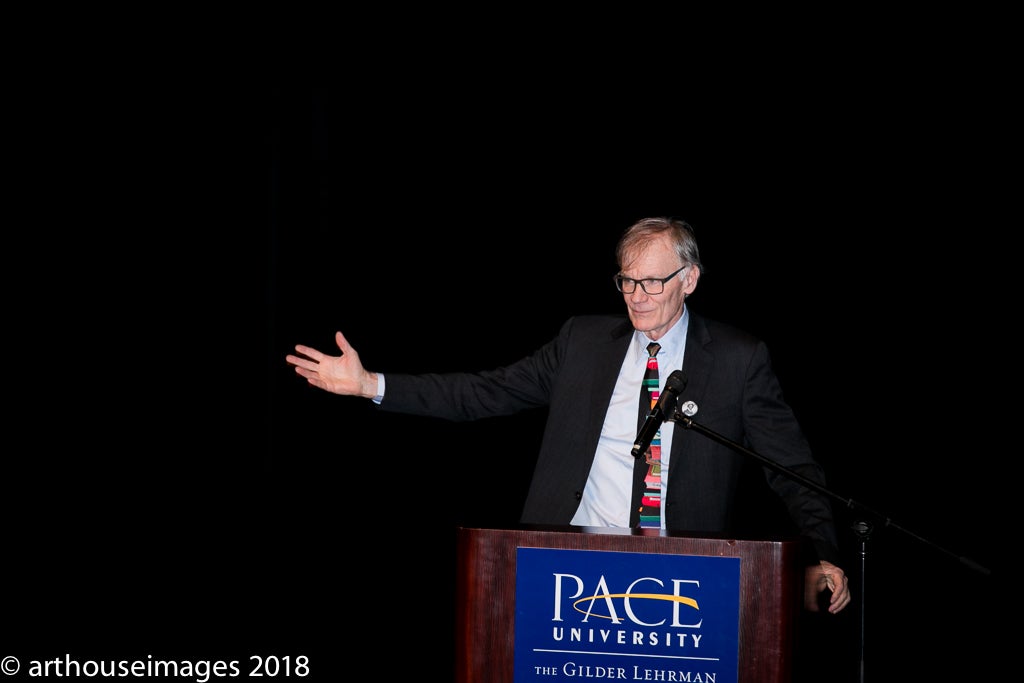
[671,410,991,683]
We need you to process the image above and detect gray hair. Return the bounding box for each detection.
[616,217,704,273]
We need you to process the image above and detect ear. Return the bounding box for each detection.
[682,265,701,295]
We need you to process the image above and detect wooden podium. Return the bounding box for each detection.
[455,526,801,683]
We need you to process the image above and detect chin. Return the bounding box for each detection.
[630,313,656,328]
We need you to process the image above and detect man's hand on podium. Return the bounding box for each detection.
[804,560,851,614]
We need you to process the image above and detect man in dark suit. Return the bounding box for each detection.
[286,216,850,615]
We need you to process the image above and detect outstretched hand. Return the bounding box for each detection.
[804,560,851,614]
[285,331,377,398]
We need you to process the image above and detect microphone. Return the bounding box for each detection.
[631,370,688,458]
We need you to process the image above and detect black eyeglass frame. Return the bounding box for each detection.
[613,264,689,295]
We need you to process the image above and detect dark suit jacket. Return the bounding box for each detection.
[380,311,840,562]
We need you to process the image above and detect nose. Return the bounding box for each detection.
[629,286,650,301]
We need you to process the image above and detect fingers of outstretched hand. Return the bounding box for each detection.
[287,332,354,369]
[286,357,311,373]
[291,344,324,363]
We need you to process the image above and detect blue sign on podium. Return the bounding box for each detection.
[513,547,741,683]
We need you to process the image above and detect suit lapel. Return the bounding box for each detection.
[679,312,713,409]
[589,318,635,411]
[579,318,635,466]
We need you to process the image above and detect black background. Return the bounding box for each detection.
[4,24,1009,683]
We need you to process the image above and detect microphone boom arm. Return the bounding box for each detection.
[674,413,991,577]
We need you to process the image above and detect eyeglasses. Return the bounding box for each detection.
[613,265,688,295]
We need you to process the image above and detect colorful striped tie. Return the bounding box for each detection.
[638,342,662,528]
